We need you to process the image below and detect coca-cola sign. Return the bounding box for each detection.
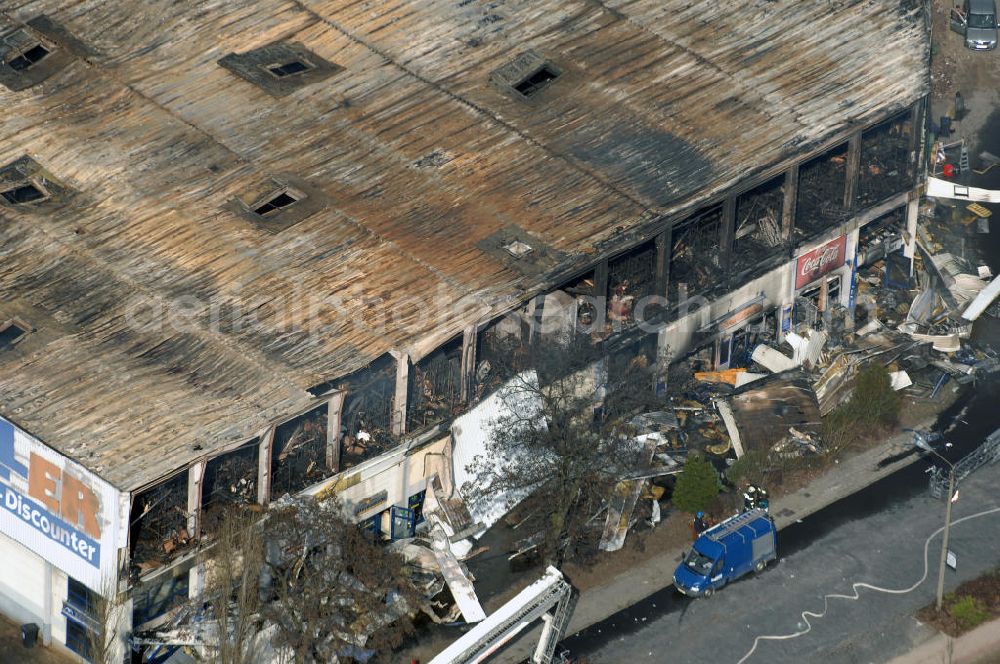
[795,235,847,289]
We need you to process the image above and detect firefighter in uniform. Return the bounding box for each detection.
[692,511,709,539]
[742,484,769,512]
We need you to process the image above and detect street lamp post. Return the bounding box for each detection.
[914,433,956,612]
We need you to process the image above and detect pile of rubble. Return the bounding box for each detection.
[664,222,999,466]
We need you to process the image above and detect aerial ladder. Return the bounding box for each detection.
[429,566,576,664]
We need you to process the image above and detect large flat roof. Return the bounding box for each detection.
[0,0,928,490]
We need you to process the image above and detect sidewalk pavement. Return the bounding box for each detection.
[492,419,938,663]
[888,615,1000,664]
[0,615,78,664]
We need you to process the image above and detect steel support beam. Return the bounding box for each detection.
[844,130,862,210]
[326,391,345,472]
[391,351,409,437]
[781,164,798,242]
[257,425,275,505]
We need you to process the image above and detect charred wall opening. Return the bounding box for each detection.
[129,471,190,570]
[669,204,723,304]
[199,439,259,539]
[857,112,913,207]
[554,270,597,342]
[475,314,529,399]
[732,175,786,281]
[795,142,848,242]
[407,336,463,432]
[724,309,778,369]
[339,354,397,468]
[858,206,907,267]
[270,404,329,497]
[607,240,658,329]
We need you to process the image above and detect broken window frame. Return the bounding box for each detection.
[726,309,778,370]
[513,63,560,98]
[475,314,530,399]
[338,355,397,469]
[857,207,906,267]
[264,58,314,78]
[198,439,260,540]
[668,204,725,305]
[731,175,787,281]
[607,239,659,330]
[857,111,914,208]
[540,269,613,346]
[6,42,51,71]
[406,336,464,433]
[269,404,330,497]
[794,141,850,243]
[251,186,304,218]
[0,22,78,92]
[129,470,191,569]
[0,178,50,206]
[503,239,534,259]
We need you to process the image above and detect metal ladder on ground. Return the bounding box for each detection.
[959,143,970,174]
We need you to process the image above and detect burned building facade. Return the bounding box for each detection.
[0,0,929,659]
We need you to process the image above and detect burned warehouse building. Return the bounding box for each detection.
[0,0,930,660]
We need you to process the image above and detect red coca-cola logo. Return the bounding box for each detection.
[796,236,846,289]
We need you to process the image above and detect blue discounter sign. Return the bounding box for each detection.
[0,416,124,592]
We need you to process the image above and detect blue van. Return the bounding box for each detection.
[673,508,777,597]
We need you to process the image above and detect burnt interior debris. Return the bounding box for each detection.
[795,142,848,242]
[857,112,913,207]
[606,333,658,397]
[607,240,658,329]
[199,439,259,538]
[407,337,463,432]
[669,204,723,303]
[129,471,190,569]
[724,308,778,369]
[858,207,907,267]
[475,315,529,399]
[559,270,598,338]
[339,354,397,468]
[732,175,786,280]
[270,404,329,497]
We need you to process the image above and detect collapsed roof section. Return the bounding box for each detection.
[0,1,929,489]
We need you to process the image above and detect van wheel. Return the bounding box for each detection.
[754,560,767,573]
[703,587,714,598]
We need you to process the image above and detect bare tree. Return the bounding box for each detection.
[464,337,664,566]
[85,578,128,664]
[259,496,419,664]
[194,496,418,664]
[207,506,265,664]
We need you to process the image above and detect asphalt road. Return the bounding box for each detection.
[573,444,1000,663]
